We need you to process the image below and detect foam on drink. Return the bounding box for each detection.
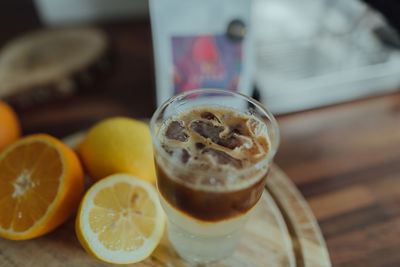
[155,105,271,222]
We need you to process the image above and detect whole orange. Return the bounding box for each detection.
[0,101,21,150]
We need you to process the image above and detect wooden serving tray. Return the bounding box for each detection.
[0,132,331,267]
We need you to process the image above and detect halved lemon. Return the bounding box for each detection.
[75,174,165,264]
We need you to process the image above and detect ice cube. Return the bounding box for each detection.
[202,148,242,168]
[161,144,173,155]
[180,148,190,164]
[230,123,250,136]
[248,118,260,135]
[164,146,191,163]
[190,120,224,141]
[165,121,189,142]
[195,142,205,150]
[217,135,242,150]
[190,120,242,149]
[200,111,221,122]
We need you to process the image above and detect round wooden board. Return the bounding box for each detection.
[0,132,331,267]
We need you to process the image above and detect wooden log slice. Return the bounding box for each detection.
[0,27,109,108]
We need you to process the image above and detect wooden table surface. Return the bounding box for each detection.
[276,94,400,267]
[1,4,400,266]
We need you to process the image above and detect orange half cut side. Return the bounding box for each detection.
[0,134,84,240]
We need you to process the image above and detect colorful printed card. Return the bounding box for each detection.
[172,34,243,94]
[150,0,253,105]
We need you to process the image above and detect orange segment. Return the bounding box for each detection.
[0,196,17,229]
[26,190,49,221]
[0,180,13,197]
[0,134,84,240]
[76,174,165,264]
[13,197,35,232]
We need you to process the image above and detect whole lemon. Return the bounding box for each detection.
[78,117,156,183]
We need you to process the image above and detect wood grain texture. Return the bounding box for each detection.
[0,188,295,267]
[0,4,398,264]
[275,93,400,267]
[0,132,330,267]
[267,166,331,267]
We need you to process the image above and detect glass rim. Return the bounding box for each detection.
[150,88,280,174]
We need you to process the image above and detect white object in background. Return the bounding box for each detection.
[150,0,254,106]
[254,0,400,114]
[34,0,148,25]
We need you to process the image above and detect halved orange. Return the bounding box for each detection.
[0,134,84,240]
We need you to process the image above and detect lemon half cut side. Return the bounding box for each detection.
[75,174,165,264]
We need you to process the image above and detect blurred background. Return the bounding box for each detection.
[1,1,400,266]
[0,0,154,136]
[254,0,400,113]
[0,0,399,126]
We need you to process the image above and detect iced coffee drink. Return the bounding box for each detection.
[150,89,279,263]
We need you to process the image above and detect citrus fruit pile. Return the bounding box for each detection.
[0,103,164,264]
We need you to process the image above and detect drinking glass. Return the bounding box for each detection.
[150,89,279,263]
